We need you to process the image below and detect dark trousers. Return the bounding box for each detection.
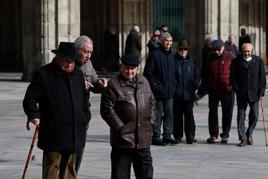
[75,146,84,173]
[111,148,153,179]
[208,92,234,138]
[76,122,89,173]
[153,98,173,140]
[237,97,259,140]
[42,151,76,179]
[173,100,195,140]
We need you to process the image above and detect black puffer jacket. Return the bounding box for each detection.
[100,74,156,149]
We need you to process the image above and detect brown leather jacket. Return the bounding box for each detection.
[100,74,156,149]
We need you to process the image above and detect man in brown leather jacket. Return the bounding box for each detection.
[101,54,156,179]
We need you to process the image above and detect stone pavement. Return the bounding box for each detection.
[0,79,268,179]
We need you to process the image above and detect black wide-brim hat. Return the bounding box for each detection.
[51,42,77,59]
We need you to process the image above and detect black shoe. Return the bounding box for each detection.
[162,138,177,145]
[186,138,197,144]
[221,137,228,144]
[174,138,182,144]
[151,139,165,146]
[207,136,220,144]
[247,136,253,145]
[238,140,247,147]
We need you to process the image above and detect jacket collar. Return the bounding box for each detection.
[118,74,142,88]
[159,46,172,54]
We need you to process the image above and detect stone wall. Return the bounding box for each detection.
[239,0,266,61]
[21,0,80,81]
[21,0,42,81]
[0,0,266,81]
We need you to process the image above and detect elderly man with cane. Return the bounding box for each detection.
[230,43,266,146]
[23,42,90,179]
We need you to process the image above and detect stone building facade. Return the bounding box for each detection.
[0,0,266,81]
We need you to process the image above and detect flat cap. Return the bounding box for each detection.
[212,40,224,49]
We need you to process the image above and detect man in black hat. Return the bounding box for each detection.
[173,39,200,144]
[197,39,235,144]
[23,42,89,179]
[101,54,155,179]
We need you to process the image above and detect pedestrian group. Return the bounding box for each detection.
[22,25,266,179]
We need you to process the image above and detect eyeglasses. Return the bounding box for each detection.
[179,48,188,51]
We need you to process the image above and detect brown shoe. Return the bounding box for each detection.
[238,140,247,147]
[247,136,253,145]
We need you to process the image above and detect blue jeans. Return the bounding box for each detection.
[153,98,174,140]
[237,98,259,141]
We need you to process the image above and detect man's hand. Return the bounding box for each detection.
[85,81,94,90]
[194,93,204,101]
[98,78,108,88]
[26,118,40,130]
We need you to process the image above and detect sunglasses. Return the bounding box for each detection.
[179,48,188,51]
[213,48,222,51]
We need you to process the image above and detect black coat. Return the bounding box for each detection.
[125,30,142,57]
[143,47,176,99]
[174,54,200,101]
[23,62,89,152]
[230,55,266,102]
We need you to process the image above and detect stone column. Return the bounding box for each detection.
[239,0,266,62]
[204,0,239,41]
[21,0,42,81]
[22,0,80,81]
[41,0,80,65]
[118,0,152,73]
[184,0,239,64]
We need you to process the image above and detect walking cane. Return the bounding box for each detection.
[260,97,268,147]
[22,127,38,179]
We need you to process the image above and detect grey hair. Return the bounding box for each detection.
[159,32,172,43]
[205,34,217,42]
[242,43,254,51]
[74,35,93,49]
[228,34,235,38]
